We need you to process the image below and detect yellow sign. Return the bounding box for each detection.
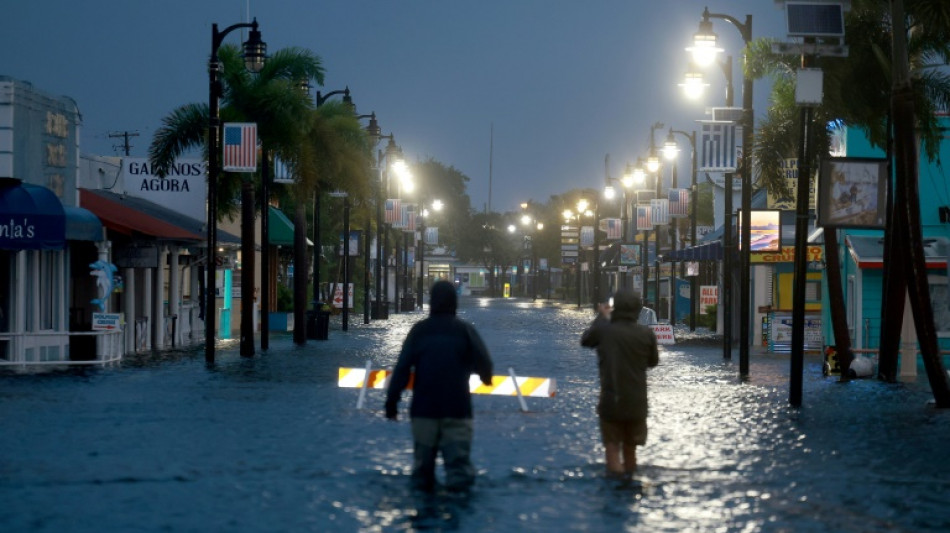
[751,246,823,264]
[767,158,817,210]
[503,283,511,298]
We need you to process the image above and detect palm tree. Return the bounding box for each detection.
[282,99,373,343]
[150,44,323,356]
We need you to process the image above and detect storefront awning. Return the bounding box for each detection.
[80,188,239,244]
[268,205,310,246]
[65,206,104,241]
[664,241,723,262]
[846,234,947,269]
[0,179,65,250]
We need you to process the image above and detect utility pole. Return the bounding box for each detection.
[109,131,139,156]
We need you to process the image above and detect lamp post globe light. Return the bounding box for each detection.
[689,6,753,375]
[206,18,266,364]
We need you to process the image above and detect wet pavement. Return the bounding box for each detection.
[2,297,949,532]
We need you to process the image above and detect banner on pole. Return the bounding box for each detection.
[668,188,690,218]
[222,122,258,172]
[698,122,741,172]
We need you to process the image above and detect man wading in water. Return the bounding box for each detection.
[581,290,658,477]
[386,281,494,492]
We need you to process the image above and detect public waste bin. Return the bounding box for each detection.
[306,307,331,340]
[371,301,389,320]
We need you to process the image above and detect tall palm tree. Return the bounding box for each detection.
[150,44,323,356]
[280,99,373,344]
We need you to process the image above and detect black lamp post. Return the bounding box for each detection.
[206,18,265,364]
[374,135,399,319]
[312,87,352,312]
[691,6,753,375]
[416,199,443,309]
[359,112,380,325]
[664,128,698,330]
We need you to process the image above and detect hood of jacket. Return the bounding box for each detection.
[610,290,642,322]
[429,280,457,315]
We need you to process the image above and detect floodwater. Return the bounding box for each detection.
[1,297,948,532]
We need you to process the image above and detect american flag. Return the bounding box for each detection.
[222,123,257,172]
[600,218,622,240]
[385,198,401,224]
[636,205,653,231]
[401,203,416,231]
[651,199,669,225]
[699,122,741,172]
[668,188,690,218]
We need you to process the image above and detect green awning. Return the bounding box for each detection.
[268,206,310,246]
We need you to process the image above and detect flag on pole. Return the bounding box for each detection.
[668,188,690,217]
[651,199,669,225]
[636,205,653,231]
[222,123,258,172]
[600,218,622,240]
[385,198,401,224]
[579,226,594,247]
[401,203,416,231]
[272,155,293,184]
[425,227,439,245]
[699,122,740,172]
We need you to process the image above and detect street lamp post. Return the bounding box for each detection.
[311,87,352,318]
[691,6,753,375]
[416,199,443,309]
[664,128,698,330]
[374,135,399,319]
[206,18,266,364]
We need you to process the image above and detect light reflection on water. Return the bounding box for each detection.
[1,297,948,532]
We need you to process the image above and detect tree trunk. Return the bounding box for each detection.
[293,201,308,345]
[240,178,256,357]
[823,228,854,380]
[889,0,950,406]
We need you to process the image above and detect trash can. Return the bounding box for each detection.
[306,305,331,340]
[371,301,390,320]
[401,296,415,310]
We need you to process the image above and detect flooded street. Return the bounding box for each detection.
[2,297,948,532]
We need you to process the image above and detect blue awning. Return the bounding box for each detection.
[0,179,66,250]
[64,206,104,242]
[664,240,723,262]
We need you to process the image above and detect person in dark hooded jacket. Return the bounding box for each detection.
[386,280,493,492]
[581,290,658,477]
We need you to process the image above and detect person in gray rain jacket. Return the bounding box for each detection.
[581,290,659,477]
[386,280,494,492]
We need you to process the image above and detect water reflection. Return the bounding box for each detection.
[1,299,948,531]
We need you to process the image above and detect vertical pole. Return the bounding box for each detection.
[723,172,733,360]
[206,25,221,365]
[417,217,424,309]
[364,207,371,324]
[738,15,754,377]
[261,150,270,349]
[342,196,350,331]
[790,104,812,407]
[689,131,698,331]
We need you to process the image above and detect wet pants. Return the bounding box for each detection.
[410,417,475,491]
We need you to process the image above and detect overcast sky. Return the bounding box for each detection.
[2,1,790,213]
